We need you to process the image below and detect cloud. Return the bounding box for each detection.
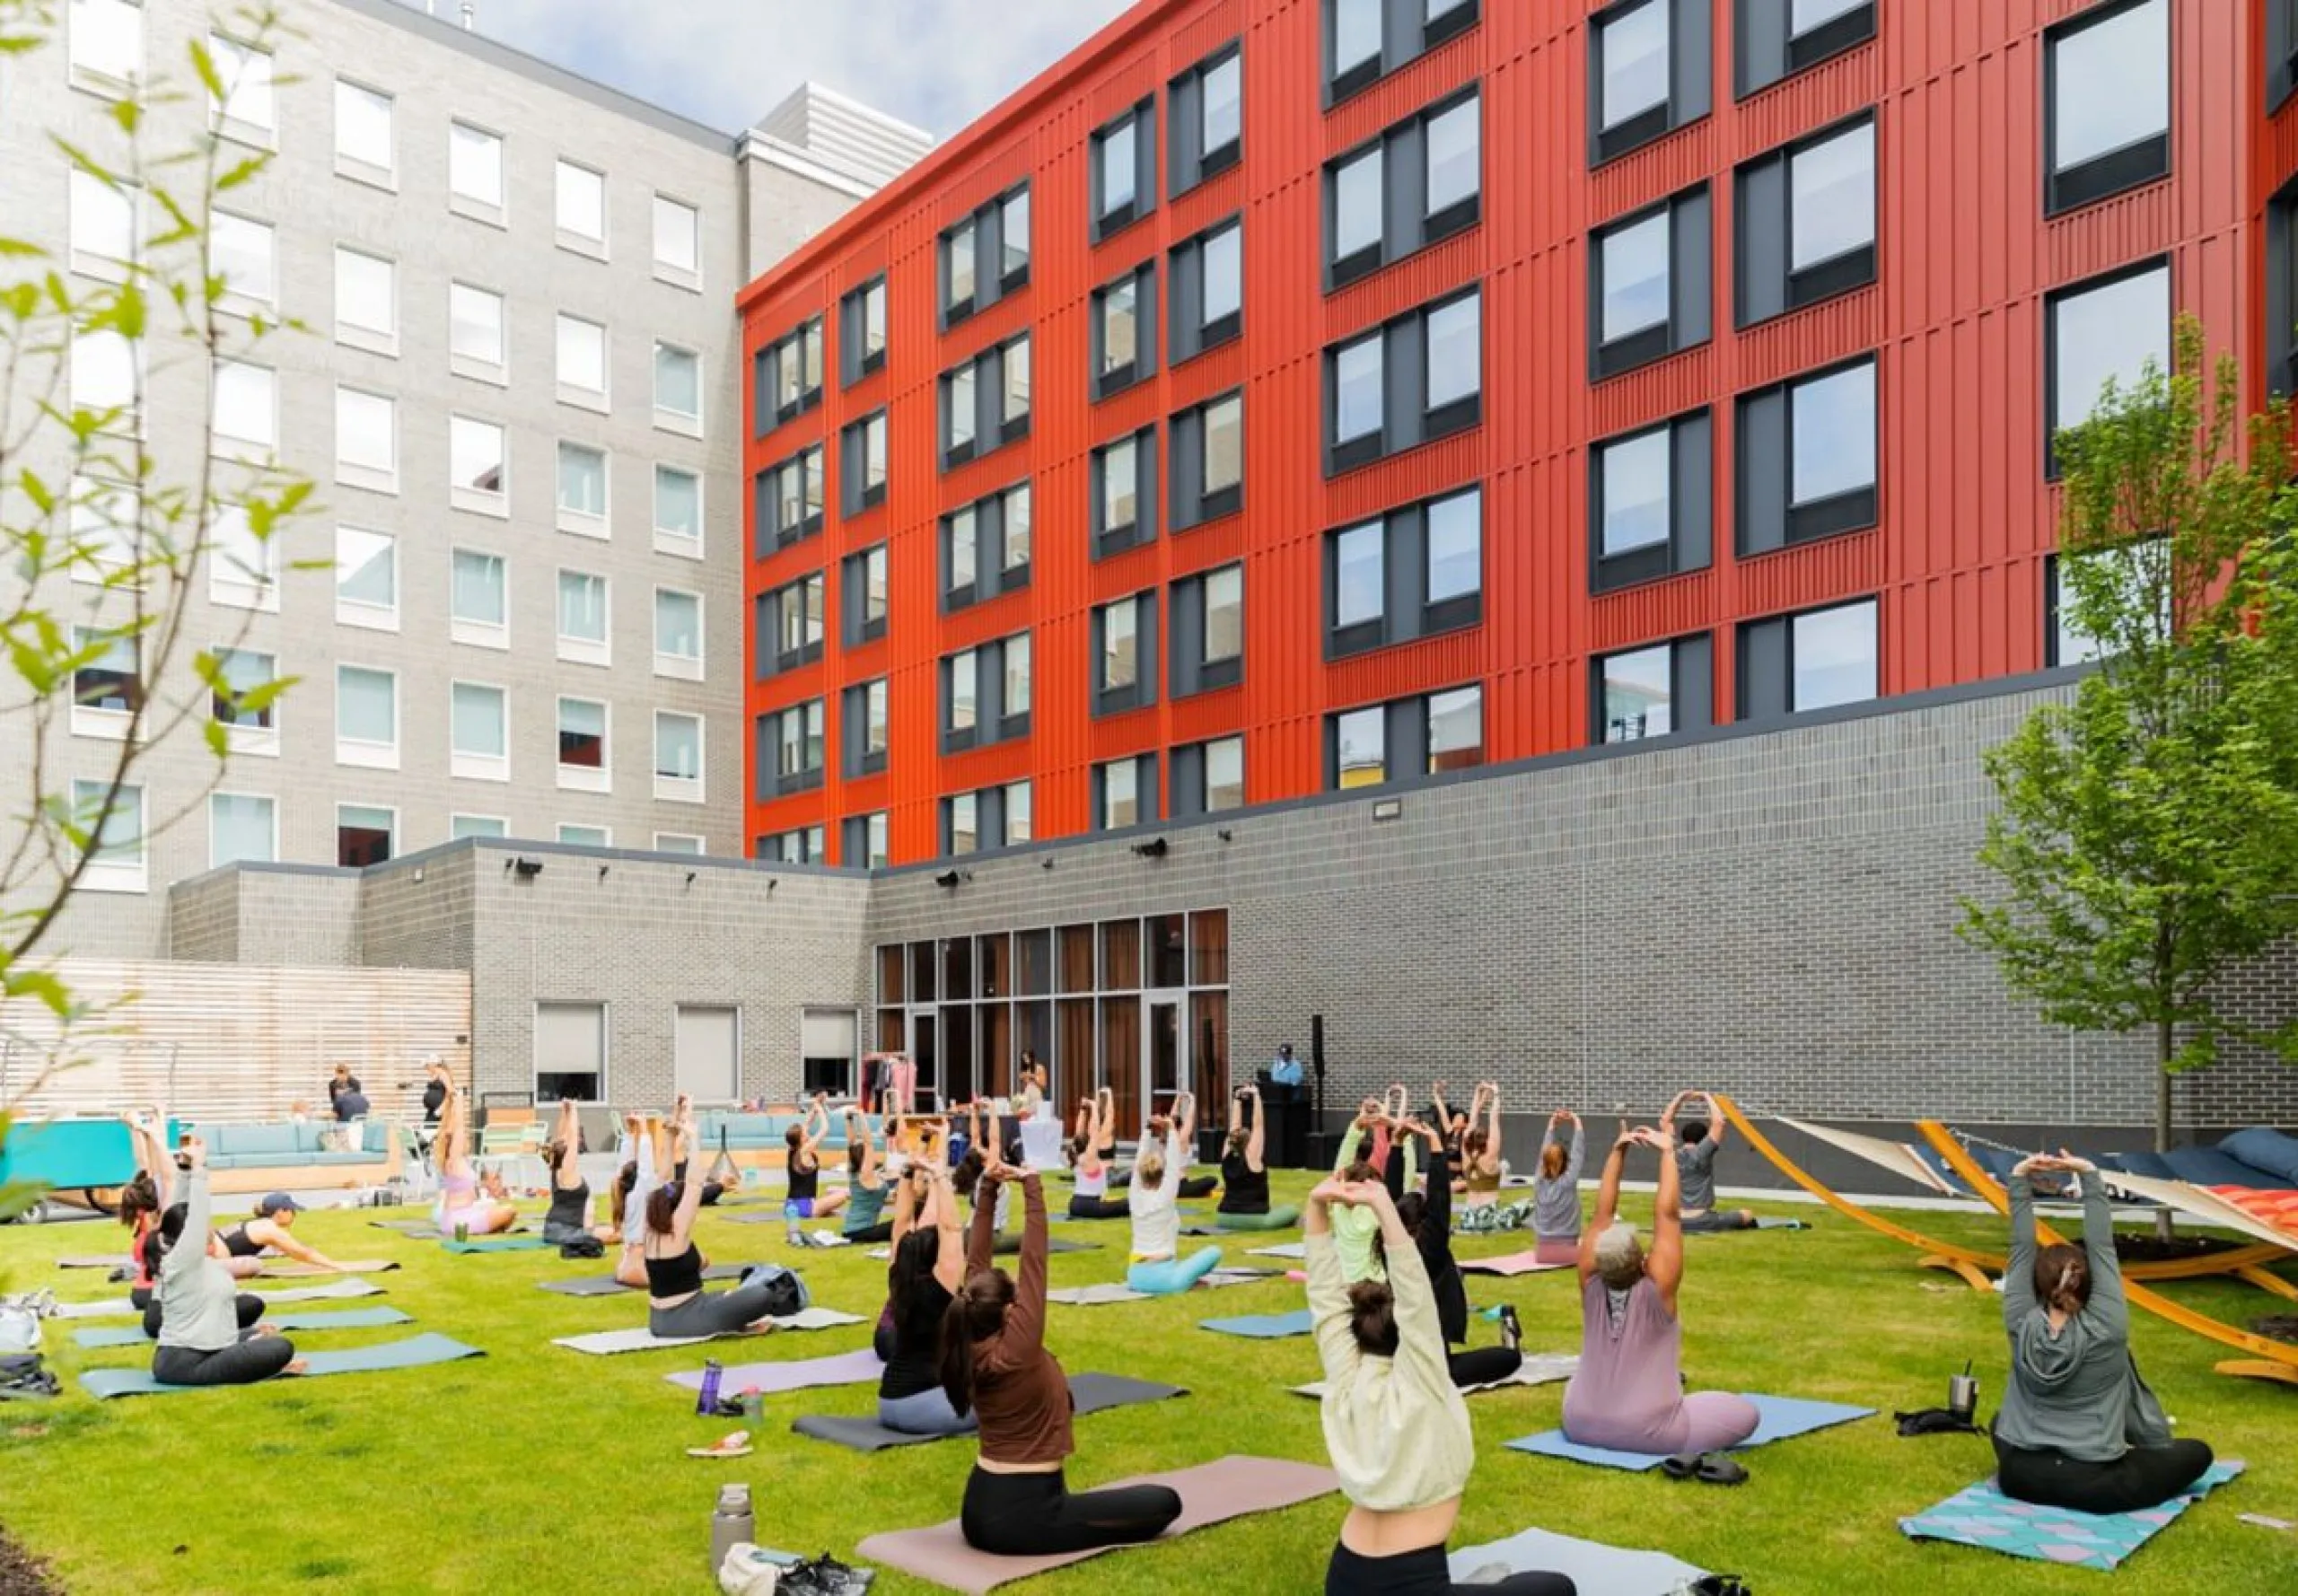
[449,0,1138,136]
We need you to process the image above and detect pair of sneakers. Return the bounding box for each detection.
[717,1545,870,1596]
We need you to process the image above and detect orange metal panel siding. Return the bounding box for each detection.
[743,0,2266,864]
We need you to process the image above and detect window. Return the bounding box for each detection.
[759,572,825,676]
[450,680,508,781]
[1096,755,1150,830]
[655,712,704,800]
[1171,44,1242,197]
[210,213,274,309]
[842,277,888,384]
[2047,539,2169,667]
[2277,0,2298,110]
[557,443,608,532]
[534,1001,604,1101]
[71,329,136,428]
[830,545,886,648]
[1735,115,1875,326]
[449,122,504,217]
[212,361,276,460]
[73,477,138,587]
[654,833,704,856]
[1172,392,1243,529]
[335,525,397,627]
[331,803,392,868]
[1589,0,1707,165]
[1093,101,1153,239]
[1327,91,1480,286]
[210,793,276,867]
[451,416,507,511]
[845,811,892,869]
[70,0,142,91]
[73,780,145,890]
[1592,187,1710,378]
[1591,412,1712,592]
[1173,734,1245,817]
[557,570,610,666]
[335,79,394,183]
[1736,0,1876,97]
[1425,685,1483,773]
[557,697,609,786]
[1004,634,1033,719]
[199,502,267,610]
[1003,337,1031,434]
[654,343,702,430]
[947,793,980,856]
[453,815,508,841]
[557,314,608,406]
[210,646,276,742]
[1004,483,1033,575]
[655,467,702,553]
[1329,685,1481,788]
[1333,706,1387,788]
[334,388,397,493]
[756,319,824,431]
[208,35,274,142]
[1327,288,1482,472]
[1328,0,1480,101]
[1326,485,1483,657]
[68,170,137,278]
[761,699,825,794]
[1093,593,1157,716]
[939,337,1029,466]
[654,587,703,680]
[558,825,610,849]
[754,445,825,553]
[1171,563,1244,697]
[336,664,398,767]
[2046,0,2170,215]
[945,366,977,456]
[846,678,890,776]
[1592,635,1712,742]
[71,624,139,732]
[1093,263,1155,399]
[452,548,507,648]
[653,194,699,283]
[1170,219,1241,364]
[940,634,1031,750]
[940,186,1030,325]
[450,283,506,380]
[1738,357,1877,555]
[324,248,397,359]
[1004,782,1034,847]
[556,160,607,250]
[2046,261,2170,477]
[941,483,1031,609]
[1737,597,1879,716]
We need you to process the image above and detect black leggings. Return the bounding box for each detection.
[1447,1346,1522,1389]
[152,1334,295,1387]
[1327,1542,1574,1594]
[1068,1196,1130,1220]
[843,1221,894,1245]
[1994,1435,2215,1515]
[1178,1175,1217,1199]
[960,1466,1181,1557]
[144,1293,263,1342]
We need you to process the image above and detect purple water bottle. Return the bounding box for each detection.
[695,1357,724,1416]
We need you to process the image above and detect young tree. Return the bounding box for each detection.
[1960,316,2298,1178]
[0,4,315,1218]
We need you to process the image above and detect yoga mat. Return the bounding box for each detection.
[73,1306,414,1348]
[1294,1353,1578,1399]
[1201,1309,1313,1338]
[1051,1267,1282,1305]
[551,1307,865,1355]
[441,1235,552,1254]
[258,1259,399,1277]
[50,1278,386,1319]
[855,1455,1338,1594]
[1458,1251,1572,1276]
[1899,1460,2244,1570]
[665,1346,884,1395]
[532,1264,758,1297]
[791,1373,1187,1452]
[1687,1216,1811,1234]
[368,1218,530,1237]
[1247,1241,1307,1259]
[55,1255,127,1270]
[79,1334,483,1399]
[1504,1394,1877,1470]
[1448,1526,1708,1594]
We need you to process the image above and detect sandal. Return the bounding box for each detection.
[687,1429,754,1459]
[1695,1452,1750,1486]
[1660,1452,1702,1479]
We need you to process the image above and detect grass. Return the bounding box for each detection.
[2,1177,2294,1595]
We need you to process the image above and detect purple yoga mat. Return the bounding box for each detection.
[664,1346,884,1395]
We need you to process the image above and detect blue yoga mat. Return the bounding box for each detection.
[72,1306,413,1349]
[79,1334,484,1399]
[1901,1461,2243,1570]
[1504,1394,1875,1471]
[1200,1309,1314,1339]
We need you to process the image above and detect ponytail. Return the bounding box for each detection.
[2032,1242,2091,1317]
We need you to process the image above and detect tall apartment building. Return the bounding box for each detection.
[739,0,2271,866]
[0,0,927,958]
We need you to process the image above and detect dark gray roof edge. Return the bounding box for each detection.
[329,0,737,153]
[167,836,872,895]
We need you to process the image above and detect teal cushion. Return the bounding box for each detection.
[223,1124,299,1157]
[363,1121,390,1155]
[293,1125,327,1154]
[207,1153,307,1171]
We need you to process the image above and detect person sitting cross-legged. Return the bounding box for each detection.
[1125,1103,1223,1295]
[151,1141,304,1387]
[1669,1092,1757,1232]
[1215,1083,1300,1231]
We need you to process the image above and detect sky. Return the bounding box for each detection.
[446,0,1141,137]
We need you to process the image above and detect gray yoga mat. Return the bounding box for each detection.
[78,1334,483,1399]
[1200,1309,1312,1338]
[367,1218,531,1238]
[535,1263,759,1297]
[1293,1352,1578,1399]
[441,1235,552,1254]
[792,1373,1187,1452]
[51,1278,386,1320]
[664,1346,884,1395]
[1448,1527,1706,1594]
[73,1306,414,1348]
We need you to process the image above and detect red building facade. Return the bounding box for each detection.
[743,0,2277,869]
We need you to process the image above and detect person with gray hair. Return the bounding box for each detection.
[1558,1117,1758,1468]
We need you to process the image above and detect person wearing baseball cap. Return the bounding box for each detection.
[213,1191,349,1276]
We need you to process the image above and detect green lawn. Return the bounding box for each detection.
[2,1178,2293,1595]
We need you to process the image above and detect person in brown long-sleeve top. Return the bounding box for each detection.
[939,1149,1184,1556]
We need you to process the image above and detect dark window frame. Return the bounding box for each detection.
[1733,0,1876,100]
[1326,0,1482,108]
[1091,98,1156,242]
[1324,86,1482,291]
[1170,215,1244,364]
[2275,0,2298,110]
[939,478,1033,614]
[1734,110,1877,329]
[1589,409,1712,594]
[1590,185,1710,381]
[840,408,889,515]
[759,570,828,676]
[841,543,889,647]
[1735,354,1880,556]
[752,317,825,437]
[1170,562,1246,698]
[1092,425,1159,558]
[1092,752,1162,833]
[1734,596,1881,719]
[2043,0,2172,218]
[844,677,890,777]
[1588,632,1715,744]
[1324,285,1484,476]
[2042,255,2171,480]
[1170,40,1243,197]
[1091,591,1159,718]
[1588,0,1710,167]
[1324,483,1485,660]
[838,275,888,387]
[1092,260,1157,399]
[939,182,1032,329]
[754,443,826,554]
[937,333,1031,471]
[765,697,829,795]
[1171,390,1245,531]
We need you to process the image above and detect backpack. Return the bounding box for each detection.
[558,1236,605,1260]
[747,1265,807,1319]
[0,1351,57,1399]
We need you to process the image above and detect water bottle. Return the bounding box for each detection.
[695,1357,724,1417]
[709,1482,755,1575]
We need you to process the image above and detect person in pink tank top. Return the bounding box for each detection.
[1559,1118,1758,1460]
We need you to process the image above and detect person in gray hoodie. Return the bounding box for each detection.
[153,1141,303,1387]
[1992,1151,2214,1513]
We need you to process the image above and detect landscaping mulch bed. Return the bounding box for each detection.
[0,1526,59,1596]
[2251,1314,2298,1346]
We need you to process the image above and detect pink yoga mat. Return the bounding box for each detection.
[1458,1251,1571,1277]
[664,1347,884,1395]
[855,1455,1338,1594]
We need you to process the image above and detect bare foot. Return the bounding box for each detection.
[284,1359,309,1376]
[255,1322,279,1337]
[744,1319,778,1335]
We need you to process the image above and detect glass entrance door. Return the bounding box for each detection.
[905,1009,938,1109]
[1145,994,1187,1129]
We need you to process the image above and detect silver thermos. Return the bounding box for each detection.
[710,1482,755,1575]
